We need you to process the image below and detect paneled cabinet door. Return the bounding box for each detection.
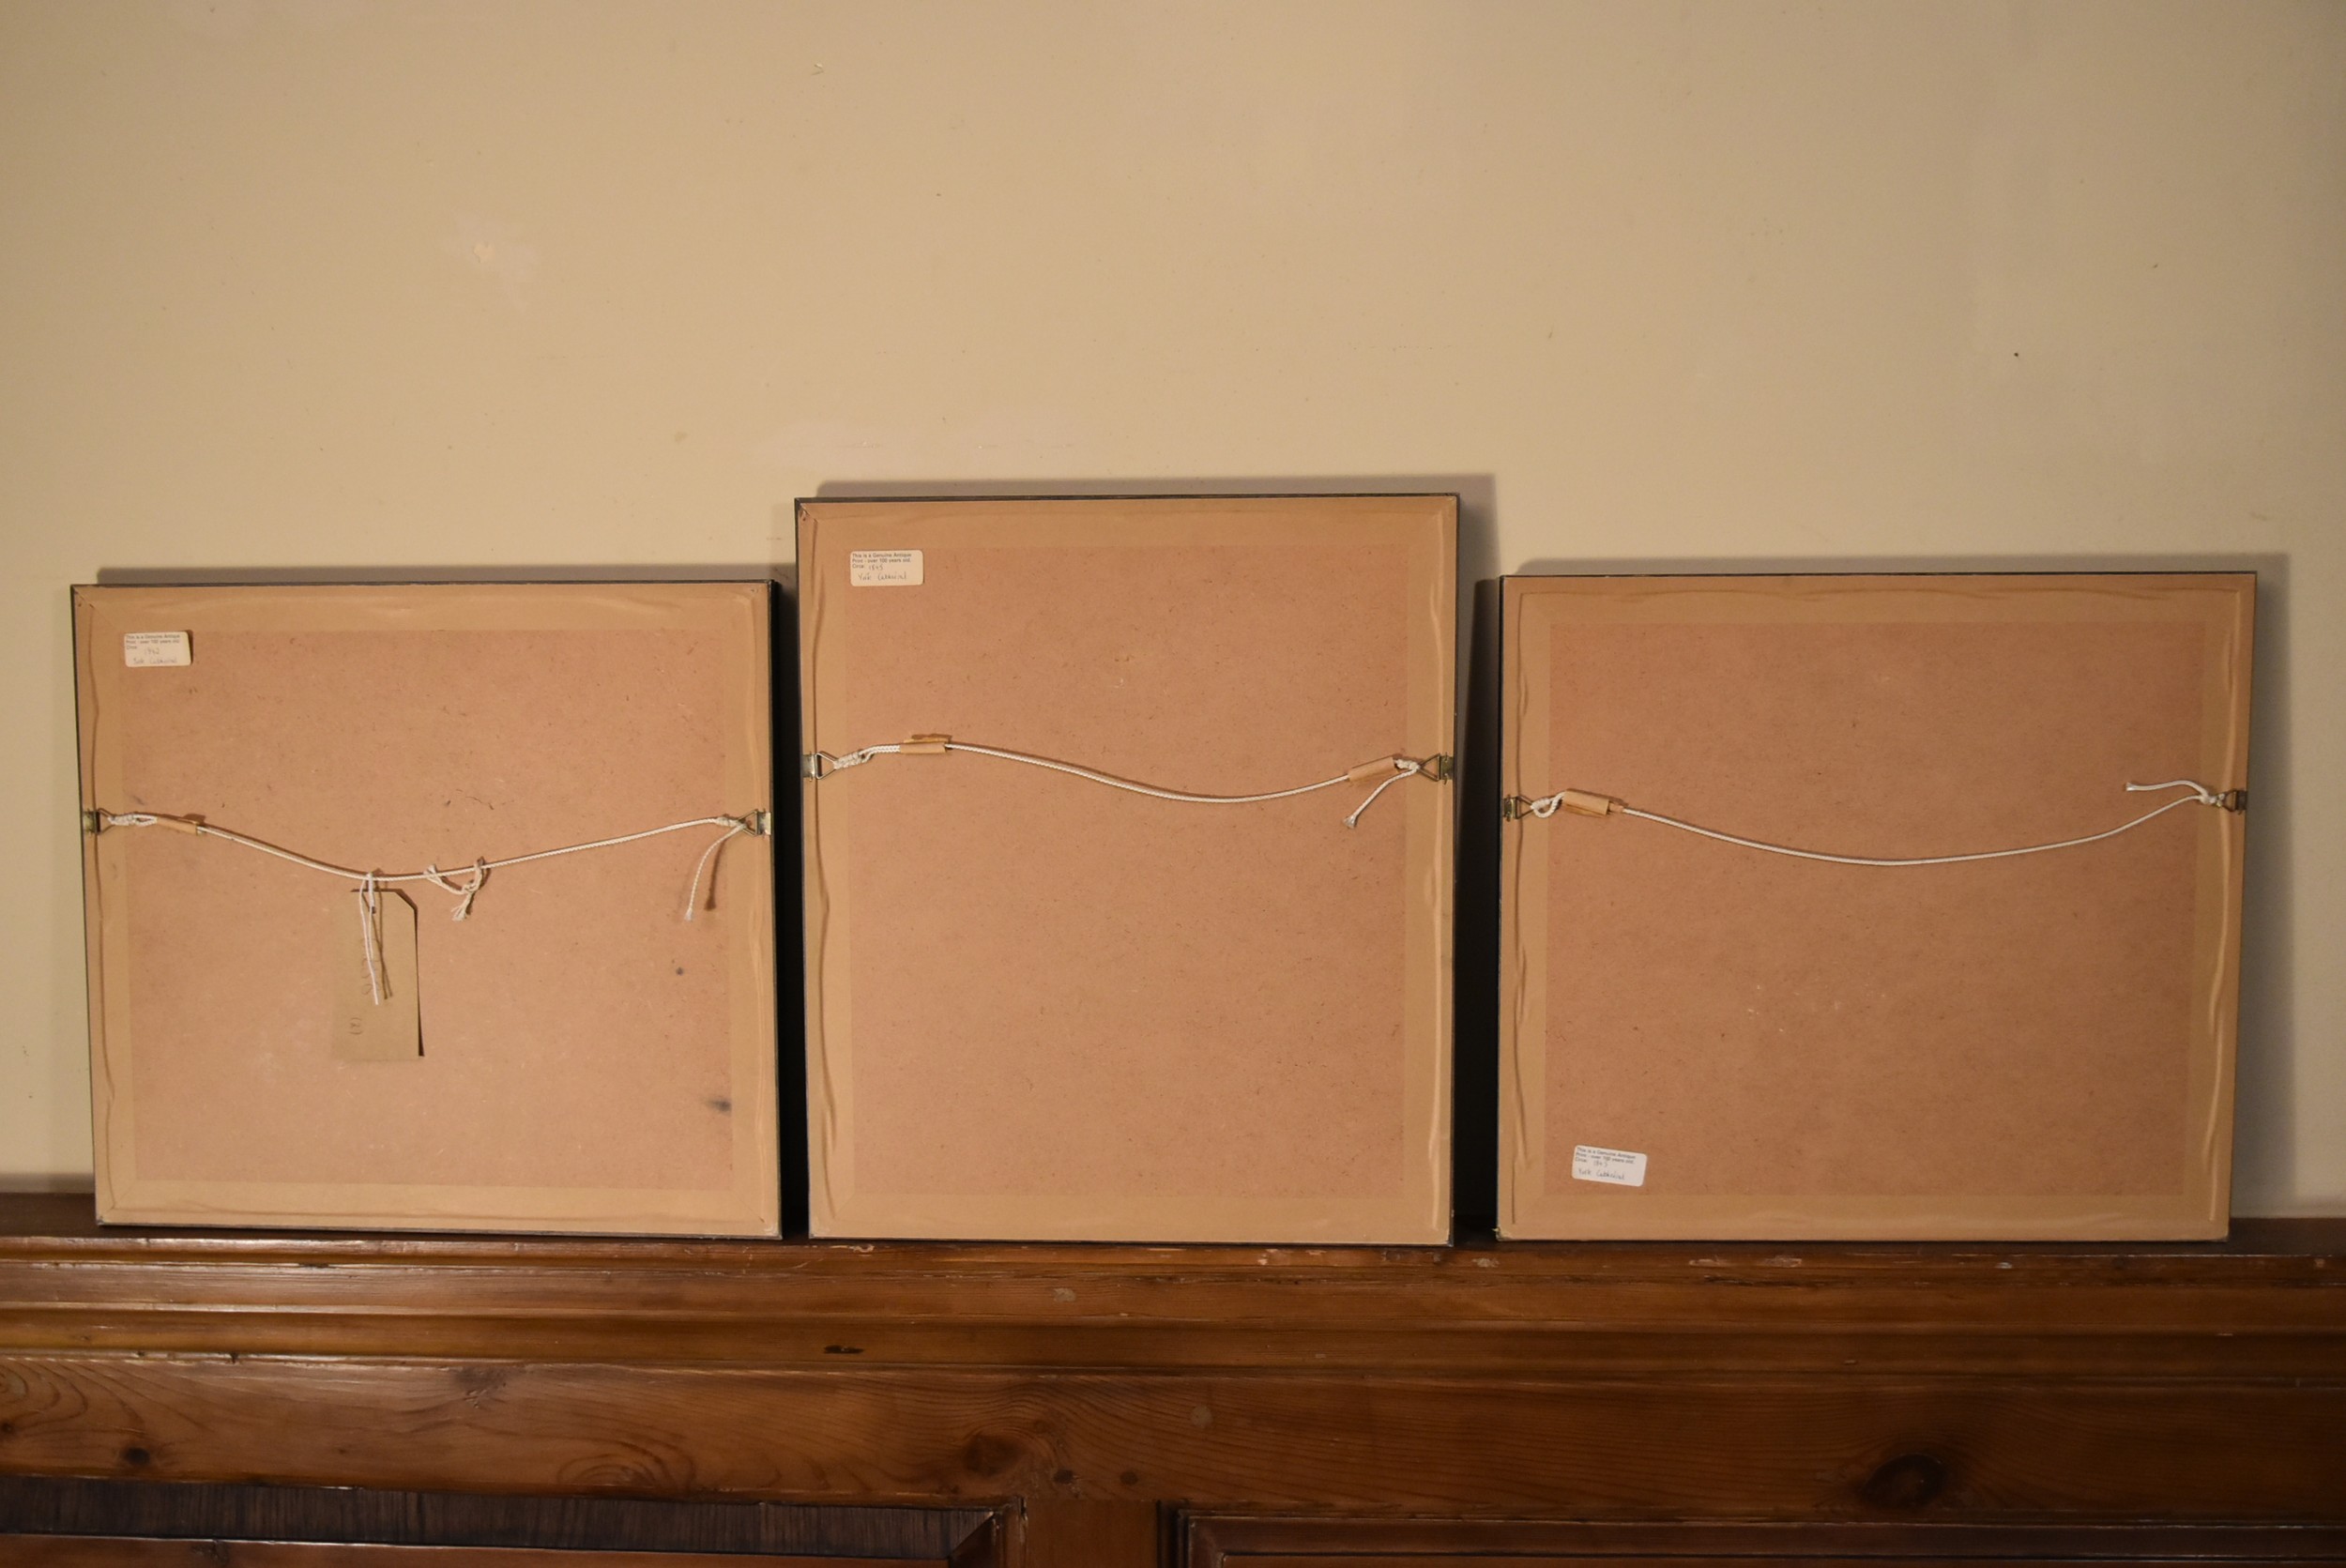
[0,1480,1001,1567]
[0,1547,936,1567]
[1181,1518,2346,1568]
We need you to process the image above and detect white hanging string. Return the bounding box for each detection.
[809,739,1440,828]
[681,815,757,921]
[1342,760,1425,829]
[1512,779,2237,866]
[93,809,769,920]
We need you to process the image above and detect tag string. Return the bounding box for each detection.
[807,738,1449,829]
[1506,779,2243,866]
[356,871,386,1006]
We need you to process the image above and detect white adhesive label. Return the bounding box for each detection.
[849,549,923,586]
[1571,1145,1648,1187]
[123,632,192,667]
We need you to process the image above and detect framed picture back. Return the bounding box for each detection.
[1500,573,2253,1240]
[799,495,1455,1241]
[74,583,781,1235]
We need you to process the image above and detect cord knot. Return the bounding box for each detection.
[2127,779,2228,810]
[423,859,490,921]
[1343,756,1424,829]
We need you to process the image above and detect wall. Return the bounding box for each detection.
[2,1,2339,1211]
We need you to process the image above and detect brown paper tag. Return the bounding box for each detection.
[332,888,421,1061]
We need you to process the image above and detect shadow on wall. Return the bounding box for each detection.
[1509,550,2293,1215]
[771,588,809,1235]
[0,1175,98,1195]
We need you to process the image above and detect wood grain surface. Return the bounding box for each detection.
[1183,1517,2346,1566]
[1019,1501,1161,1568]
[7,1354,2344,1517]
[4,1545,914,1567]
[2,1199,2342,1564]
[3,1198,2339,1375]
[0,1473,994,1560]
[1206,1556,2346,1568]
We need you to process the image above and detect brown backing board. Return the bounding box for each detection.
[799,496,1455,1241]
[73,584,780,1235]
[1499,574,2253,1241]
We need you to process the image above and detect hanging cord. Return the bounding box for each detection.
[681,814,758,921]
[1506,779,2244,867]
[806,738,1449,829]
[90,809,771,921]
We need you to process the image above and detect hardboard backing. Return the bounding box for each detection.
[1499,573,2252,1241]
[73,583,781,1235]
[800,495,1455,1242]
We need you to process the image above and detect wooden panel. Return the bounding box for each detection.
[798,495,1455,1242]
[3,1544,904,1567]
[0,1476,992,1562]
[1182,1517,2346,1566]
[18,1210,2346,1361]
[1224,1560,2342,1568]
[1,1203,2341,1558]
[1019,1500,1161,1568]
[2,1355,2342,1519]
[1216,1556,2345,1568]
[4,1200,2343,1379]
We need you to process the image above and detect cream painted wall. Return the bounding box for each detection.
[2,2,2339,1210]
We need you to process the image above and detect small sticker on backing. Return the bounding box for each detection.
[123,632,191,667]
[1571,1145,1648,1187]
[849,549,923,586]
[332,890,422,1061]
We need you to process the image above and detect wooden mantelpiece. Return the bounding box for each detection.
[2,1195,2343,1564]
